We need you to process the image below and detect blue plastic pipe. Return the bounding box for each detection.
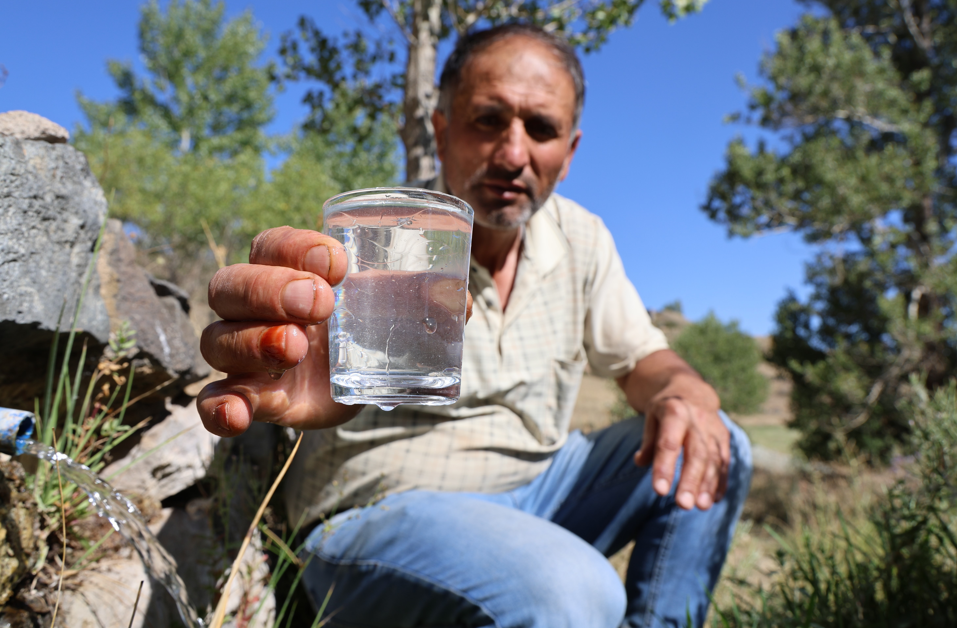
[0,408,35,455]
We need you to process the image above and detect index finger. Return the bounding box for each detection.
[651,406,689,498]
[250,226,349,286]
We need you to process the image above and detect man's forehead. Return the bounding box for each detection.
[454,36,576,111]
[461,35,568,81]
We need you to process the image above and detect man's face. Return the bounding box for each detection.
[434,36,582,231]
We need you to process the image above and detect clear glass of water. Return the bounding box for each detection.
[323,188,474,410]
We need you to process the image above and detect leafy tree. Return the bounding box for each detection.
[276,0,709,181]
[79,0,274,157]
[75,0,398,288]
[703,1,957,462]
[672,313,768,415]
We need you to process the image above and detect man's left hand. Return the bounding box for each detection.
[635,395,730,511]
[617,349,730,511]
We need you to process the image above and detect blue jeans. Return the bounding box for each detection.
[301,414,752,628]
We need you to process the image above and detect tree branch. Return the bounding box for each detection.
[780,110,904,135]
[898,0,935,61]
[382,0,413,44]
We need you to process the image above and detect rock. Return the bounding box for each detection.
[59,504,276,628]
[57,549,175,628]
[97,218,209,395]
[0,111,69,144]
[0,606,41,628]
[0,132,207,412]
[0,133,110,349]
[0,460,38,607]
[102,400,219,503]
[650,307,690,343]
[152,502,277,627]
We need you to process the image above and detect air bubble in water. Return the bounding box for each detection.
[423,317,437,334]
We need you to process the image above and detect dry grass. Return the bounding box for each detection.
[710,464,900,617]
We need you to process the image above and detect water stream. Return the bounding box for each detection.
[23,440,204,627]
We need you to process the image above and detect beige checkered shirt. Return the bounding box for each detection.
[285,187,669,526]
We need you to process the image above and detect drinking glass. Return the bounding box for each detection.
[323,188,474,410]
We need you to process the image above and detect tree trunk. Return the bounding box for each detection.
[400,0,442,183]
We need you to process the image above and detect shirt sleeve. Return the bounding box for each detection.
[583,219,669,379]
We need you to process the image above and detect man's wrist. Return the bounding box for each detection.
[651,372,720,414]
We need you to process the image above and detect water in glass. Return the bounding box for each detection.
[325,192,473,410]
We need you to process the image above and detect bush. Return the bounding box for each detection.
[673,313,768,415]
[713,378,957,627]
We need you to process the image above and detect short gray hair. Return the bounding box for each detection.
[437,23,586,131]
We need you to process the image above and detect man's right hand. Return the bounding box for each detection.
[197,227,358,437]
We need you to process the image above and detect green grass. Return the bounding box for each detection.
[741,424,800,454]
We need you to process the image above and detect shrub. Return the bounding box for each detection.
[713,378,957,627]
[673,313,768,415]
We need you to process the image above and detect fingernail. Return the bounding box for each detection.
[281,279,316,319]
[677,491,695,509]
[304,245,331,276]
[698,493,714,509]
[214,401,231,434]
[654,478,670,495]
[260,326,287,367]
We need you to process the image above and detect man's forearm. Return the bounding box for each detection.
[615,349,720,415]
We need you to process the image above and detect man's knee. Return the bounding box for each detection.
[511,543,626,628]
[303,492,627,627]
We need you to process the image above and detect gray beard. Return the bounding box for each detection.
[458,168,553,231]
[472,203,536,231]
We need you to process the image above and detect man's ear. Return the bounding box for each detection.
[432,108,448,164]
[558,129,582,183]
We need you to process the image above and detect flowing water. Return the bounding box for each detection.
[23,440,203,627]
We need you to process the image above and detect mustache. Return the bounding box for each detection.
[465,164,537,198]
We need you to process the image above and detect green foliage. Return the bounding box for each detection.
[703,2,957,462]
[74,0,399,284]
[276,0,710,155]
[712,378,957,627]
[78,0,274,157]
[673,313,768,415]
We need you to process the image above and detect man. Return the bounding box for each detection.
[198,24,752,627]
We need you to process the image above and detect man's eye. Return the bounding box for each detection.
[475,115,502,128]
[525,119,558,141]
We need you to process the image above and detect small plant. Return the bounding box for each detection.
[711,377,957,627]
[9,220,159,624]
[29,223,144,539]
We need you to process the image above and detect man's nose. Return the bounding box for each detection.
[492,119,530,174]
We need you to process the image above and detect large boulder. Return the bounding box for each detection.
[102,400,220,504]
[0,110,69,144]
[0,118,208,412]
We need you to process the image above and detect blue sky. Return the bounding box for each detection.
[1,0,813,335]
